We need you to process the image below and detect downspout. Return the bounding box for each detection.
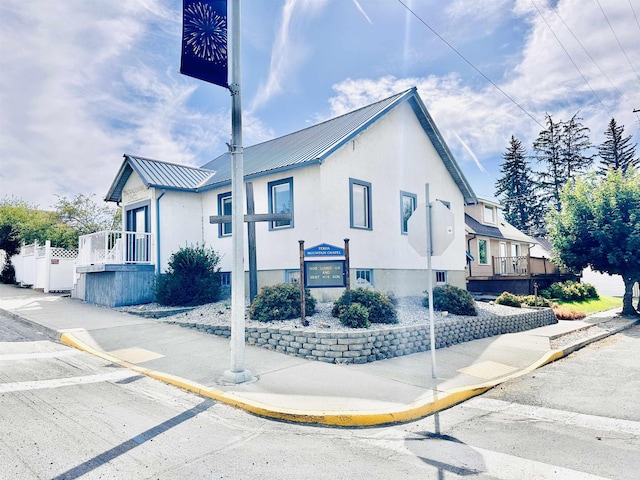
[467,234,476,278]
[156,190,166,275]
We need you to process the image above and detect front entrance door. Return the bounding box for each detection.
[126,205,150,262]
[499,242,507,274]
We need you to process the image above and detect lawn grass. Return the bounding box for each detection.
[555,296,622,315]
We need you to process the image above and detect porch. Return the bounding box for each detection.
[467,255,579,295]
[74,230,155,307]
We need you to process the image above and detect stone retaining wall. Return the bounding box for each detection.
[171,308,557,364]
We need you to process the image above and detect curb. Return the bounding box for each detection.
[54,332,574,427]
[6,305,638,427]
[0,307,62,341]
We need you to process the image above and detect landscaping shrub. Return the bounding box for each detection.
[423,285,477,316]
[520,295,552,307]
[155,244,221,306]
[495,292,522,308]
[338,302,370,328]
[552,305,586,320]
[331,288,398,324]
[249,283,316,322]
[542,281,599,302]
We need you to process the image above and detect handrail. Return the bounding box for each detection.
[493,255,529,276]
[77,230,152,266]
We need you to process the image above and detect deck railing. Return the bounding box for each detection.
[77,231,152,266]
[493,255,529,276]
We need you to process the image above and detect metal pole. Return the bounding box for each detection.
[299,240,306,326]
[223,0,251,384]
[425,184,437,379]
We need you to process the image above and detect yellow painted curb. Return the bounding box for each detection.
[59,332,572,427]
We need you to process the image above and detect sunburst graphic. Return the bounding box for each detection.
[183,2,227,63]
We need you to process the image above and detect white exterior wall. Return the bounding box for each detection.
[117,102,470,296]
[156,189,205,272]
[200,166,323,274]
[121,174,205,273]
[196,102,467,295]
[317,102,466,273]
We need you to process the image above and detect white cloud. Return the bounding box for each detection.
[0,0,251,208]
[326,0,640,195]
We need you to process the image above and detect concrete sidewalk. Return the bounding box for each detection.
[1,283,637,426]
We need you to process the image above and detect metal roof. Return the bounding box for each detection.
[104,155,216,202]
[105,88,478,205]
[199,87,477,204]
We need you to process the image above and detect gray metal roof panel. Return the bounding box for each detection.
[104,155,215,202]
[106,88,478,206]
[199,89,412,188]
[127,155,214,189]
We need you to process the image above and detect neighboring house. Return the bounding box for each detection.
[465,199,577,295]
[74,88,478,306]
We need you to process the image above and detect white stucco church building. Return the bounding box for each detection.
[90,87,477,304]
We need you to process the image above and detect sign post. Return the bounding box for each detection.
[407,185,455,380]
[298,240,350,325]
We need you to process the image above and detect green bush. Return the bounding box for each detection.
[339,302,370,328]
[249,283,316,322]
[331,289,398,324]
[542,281,599,302]
[423,285,477,316]
[520,295,552,307]
[495,291,522,308]
[155,244,221,306]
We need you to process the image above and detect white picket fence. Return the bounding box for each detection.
[12,241,77,293]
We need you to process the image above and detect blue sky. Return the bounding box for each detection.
[1,0,639,208]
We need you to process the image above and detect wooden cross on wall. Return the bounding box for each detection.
[209,182,292,301]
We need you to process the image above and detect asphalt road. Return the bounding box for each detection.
[1,314,638,479]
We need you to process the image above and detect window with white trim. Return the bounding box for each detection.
[483,205,495,224]
[285,269,300,284]
[220,272,231,286]
[478,239,489,265]
[435,271,447,284]
[355,269,373,287]
[350,178,372,230]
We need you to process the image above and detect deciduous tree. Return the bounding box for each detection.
[54,193,121,237]
[547,170,640,315]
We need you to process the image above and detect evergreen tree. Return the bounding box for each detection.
[597,118,638,175]
[495,136,541,236]
[533,113,594,214]
[533,114,565,213]
[561,113,593,179]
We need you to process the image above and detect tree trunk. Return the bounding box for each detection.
[622,277,638,316]
[635,280,640,312]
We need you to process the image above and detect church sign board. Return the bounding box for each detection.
[304,260,346,288]
[304,243,344,258]
[302,243,346,288]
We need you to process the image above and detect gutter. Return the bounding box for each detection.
[467,234,476,278]
[156,190,166,275]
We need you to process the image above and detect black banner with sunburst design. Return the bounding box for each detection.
[180,0,228,87]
